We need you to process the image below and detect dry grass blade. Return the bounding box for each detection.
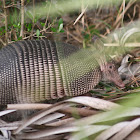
[68,125,110,140]
[7,96,120,112]
[15,125,92,139]
[0,126,18,131]
[30,0,124,18]
[8,103,97,117]
[73,5,88,25]
[0,120,11,139]
[65,96,120,111]
[113,0,136,28]
[60,107,98,117]
[120,28,140,44]
[95,121,129,140]
[34,112,65,125]
[11,96,140,139]
[104,27,140,47]
[110,118,140,140]
[27,134,67,140]
[0,122,20,131]
[0,110,16,117]
[104,43,140,47]
[67,108,140,140]
[71,107,140,126]
[11,96,122,138]
[126,129,140,140]
[0,121,21,128]
[7,104,51,110]
[13,103,71,134]
[0,130,11,140]
[45,118,75,127]
[0,120,17,131]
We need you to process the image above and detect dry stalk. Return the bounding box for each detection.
[43,0,52,31]
[31,0,35,39]
[2,0,8,44]
[20,0,24,38]
[104,43,140,47]
[113,0,137,28]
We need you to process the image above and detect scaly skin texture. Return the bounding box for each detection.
[0,39,124,105]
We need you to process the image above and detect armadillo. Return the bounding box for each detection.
[0,39,124,104]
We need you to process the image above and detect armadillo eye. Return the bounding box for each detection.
[109,65,113,69]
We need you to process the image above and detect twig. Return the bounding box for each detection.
[73,5,88,25]
[45,118,75,127]
[43,0,52,30]
[0,38,6,46]
[20,0,24,38]
[31,0,35,39]
[104,43,140,47]
[68,32,82,43]
[81,0,85,29]
[2,0,8,44]
[21,22,55,40]
[113,0,136,28]
[121,0,125,26]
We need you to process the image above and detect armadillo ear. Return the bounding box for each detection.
[100,63,105,71]
[98,57,106,71]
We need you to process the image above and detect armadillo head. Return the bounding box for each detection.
[100,62,125,88]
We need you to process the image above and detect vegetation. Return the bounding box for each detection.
[0,0,140,139]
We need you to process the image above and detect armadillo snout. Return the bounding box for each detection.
[101,62,125,88]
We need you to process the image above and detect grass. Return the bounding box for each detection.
[0,0,140,139]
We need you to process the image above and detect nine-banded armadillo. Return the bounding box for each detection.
[0,39,124,104]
